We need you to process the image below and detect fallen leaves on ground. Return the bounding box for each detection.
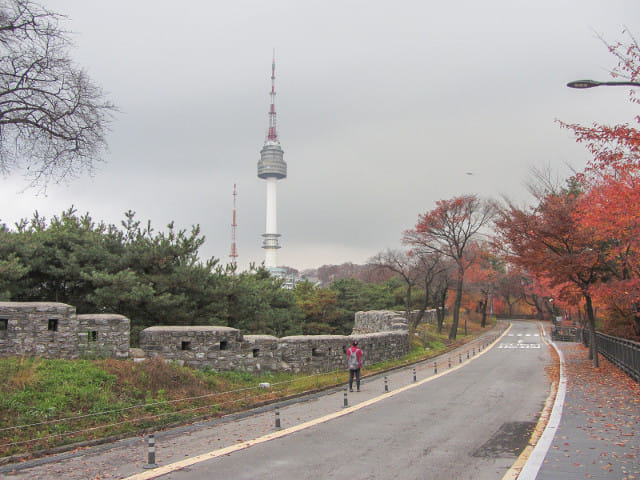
[551,343,640,476]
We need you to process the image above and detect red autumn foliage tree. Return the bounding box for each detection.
[404,195,494,340]
[495,264,527,318]
[560,30,640,340]
[494,192,608,366]
[576,173,640,338]
[519,274,555,320]
[464,243,500,328]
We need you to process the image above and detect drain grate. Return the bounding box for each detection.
[471,421,536,458]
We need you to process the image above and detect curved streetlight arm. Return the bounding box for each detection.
[567,79,640,89]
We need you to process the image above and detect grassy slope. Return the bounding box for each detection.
[0,316,496,459]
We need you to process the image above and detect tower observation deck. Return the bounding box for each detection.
[257,142,286,179]
[257,54,287,269]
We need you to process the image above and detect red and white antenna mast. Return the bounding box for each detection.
[267,50,278,143]
[229,183,238,261]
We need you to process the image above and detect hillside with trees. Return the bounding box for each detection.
[0,208,408,341]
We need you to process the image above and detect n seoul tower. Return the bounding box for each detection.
[257,53,287,269]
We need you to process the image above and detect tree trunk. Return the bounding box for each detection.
[544,300,554,320]
[412,308,427,330]
[449,274,464,340]
[436,307,444,333]
[480,293,488,328]
[437,288,447,334]
[412,286,431,330]
[533,296,544,320]
[584,293,599,368]
[411,311,422,330]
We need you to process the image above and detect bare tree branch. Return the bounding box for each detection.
[0,0,116,188]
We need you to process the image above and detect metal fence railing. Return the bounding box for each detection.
[580,329,640,383]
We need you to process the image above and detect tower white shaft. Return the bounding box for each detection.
[265,178,278,236]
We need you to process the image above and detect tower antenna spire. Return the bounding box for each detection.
[229,183,238,262]
[267,50,278,143]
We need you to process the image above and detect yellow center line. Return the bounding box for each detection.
[124,326,511,480]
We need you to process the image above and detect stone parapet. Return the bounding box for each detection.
[0,302,77,358]
[0,303,130,359]
[78,314,130,359]
[352,310,408,334]
[139,326,244,369]
[1,303,411,374]
[405,309,438,326]
[138,327,409,373]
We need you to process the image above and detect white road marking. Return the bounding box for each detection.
[498,344,541,349]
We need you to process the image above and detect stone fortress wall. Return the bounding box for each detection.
[139,325,409,373]
[0,303,437,373]
[0,302,130,359]
[351,309,437,334]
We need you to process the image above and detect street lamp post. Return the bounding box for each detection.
[567,79,640,89]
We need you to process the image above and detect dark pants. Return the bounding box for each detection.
[349,368,360,391]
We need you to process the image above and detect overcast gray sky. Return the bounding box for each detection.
[1,0,639,270]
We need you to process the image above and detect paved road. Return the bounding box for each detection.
[1,322,552,480]
[135,322,551,480]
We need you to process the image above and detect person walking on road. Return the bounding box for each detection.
[347,340,363,392]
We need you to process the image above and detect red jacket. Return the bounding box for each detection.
[347,346,363,369]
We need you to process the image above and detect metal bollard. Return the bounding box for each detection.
[143,434,158,469]
[343,386,348,408]
[467,350,470,360]
[433,362,437,374]
[413,368,416,382]
[275,407,281,428]
[459,353,462,364]
[448,357,451,368]
[384,376,389,392]
[473,347,475,356]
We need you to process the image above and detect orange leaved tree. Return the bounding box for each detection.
[561,30,640,339]
[404,195,495,340]
[494,192,608,366]
[464,242,500,328]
